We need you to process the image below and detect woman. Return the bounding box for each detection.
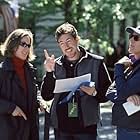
[106,26,140,140]
[0,29,39,140]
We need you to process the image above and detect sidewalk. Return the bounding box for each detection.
[97,102,116,140]
[39,101,116,140]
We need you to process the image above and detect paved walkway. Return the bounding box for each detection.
[97,102,116,140]
[39,101,116,140]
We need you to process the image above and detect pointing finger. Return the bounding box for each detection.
[51,54,55,59]
[44,49,49,59]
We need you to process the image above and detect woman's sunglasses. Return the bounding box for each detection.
[19,42,31,48]
[129,34,140,41]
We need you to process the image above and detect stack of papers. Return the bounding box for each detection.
[53,73,91,93]
[123,101,140,116]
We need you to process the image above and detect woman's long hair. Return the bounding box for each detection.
[0,28,36,61]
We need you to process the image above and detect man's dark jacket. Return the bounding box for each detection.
[41,47,111,129]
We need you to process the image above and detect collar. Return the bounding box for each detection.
[12,56,25,68]
[132,59,140,68]
[0,57,35,72]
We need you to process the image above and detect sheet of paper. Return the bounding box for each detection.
[123,101,140,116]
[53,73,91,93]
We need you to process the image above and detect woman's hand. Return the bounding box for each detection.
[12,106,27,120]
[127,95,140,106]
[116,56,132,68]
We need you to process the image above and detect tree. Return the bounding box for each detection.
[16,0,140,80]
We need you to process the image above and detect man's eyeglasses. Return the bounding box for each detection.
[129,34,140,41]
[19,42,31,48]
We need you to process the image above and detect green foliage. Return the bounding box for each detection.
[0,0,7,4]
[76,0,140,54]
[18,0,140,55]
[15,0,140,80]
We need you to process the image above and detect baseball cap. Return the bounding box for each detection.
[125,26,140,35]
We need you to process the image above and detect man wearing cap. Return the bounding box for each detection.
[106,25,140,140]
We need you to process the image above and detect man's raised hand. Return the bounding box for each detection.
[44,49,55,72]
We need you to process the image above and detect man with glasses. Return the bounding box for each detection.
[41,22,111,140]
[106,25,140,140]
